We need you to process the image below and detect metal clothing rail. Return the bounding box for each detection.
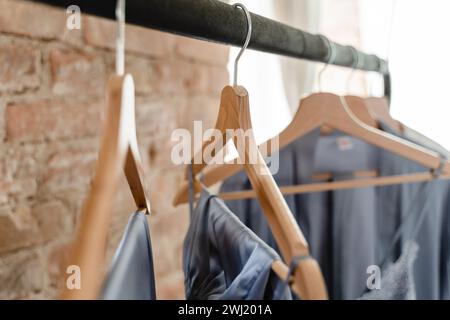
[29,0,391,98]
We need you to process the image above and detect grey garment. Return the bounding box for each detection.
[403,125,450,159]
[359,241,418,300]
[101,212,156,300]
[220,126,450,300]
[221,129,379,299]
[378,122,450,300]
[183,190,292,300]
[360,158,439,300]
[332,174,377,299]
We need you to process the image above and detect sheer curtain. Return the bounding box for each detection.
[226,0,449,149]
[359,0,450,149]
[227,0,320,144]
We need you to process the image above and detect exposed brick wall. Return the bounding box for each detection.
[0,0,229,299]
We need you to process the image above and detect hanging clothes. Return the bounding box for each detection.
[359,241,418,300]
[359,150,445,300]
[101,211,156,300]
[220,126,450,300]
[221,129,378,299]
[402,126,450,159]
[183,190,292,300]
[378,122,450,300]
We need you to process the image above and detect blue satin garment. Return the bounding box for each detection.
[101,211,156,300]
[220,127,450,299]
[183,190,292,300]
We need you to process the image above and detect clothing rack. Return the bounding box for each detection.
[29,0,391,99]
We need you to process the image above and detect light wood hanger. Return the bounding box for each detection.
[61,74,151,300]
[174,92,450,203]
[174,90,450,203]
[61,0,151,299]
[345,96,378,128]
[194,85,327,299]
[174,39,450,204]
[183,4,328,300]
[173,44,381,205]
[345,46,401,131]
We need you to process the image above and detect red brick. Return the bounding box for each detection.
[33,200,73,243]
[0,0,232,300]
[148,169,184,215]
[125,56,156,95]
[208,65,230,95]
[0,249,46,299]
[48,187,88,222]
[0,201,71,254]
[0,143,42,182]
[150,60,185,94]
[84,16,174,58]
[43,143,97,192]
[50,49,105,96]
[0,100,4,142]
[0,191,6,205]
[147,141,179,172]
[185,64,210,94]
[6,99,102,143]
[0,178,37,203]
[177,95,221,132]
[0,0,66,40]
[157,272,186,300]
[175,37,229,67]
[0,144,42,203]
[151,60,216,95]
[47,242,73,292]
[0,205,40,254]
[150,205,189,278]
[136,97,178,139]
[0,40,40,92]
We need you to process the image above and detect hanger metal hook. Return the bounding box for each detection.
[116,0,125,75]
[346,46,361,94]
[317,35,336,92]
[233,3,252,87]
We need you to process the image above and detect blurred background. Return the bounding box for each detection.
[229,0,450,149]
[0,0,448,299]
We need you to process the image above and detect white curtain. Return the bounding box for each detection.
[359,0,450,149]
[274,0,320,112]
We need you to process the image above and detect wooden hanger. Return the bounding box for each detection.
[365,96,403,132]
[320,95,379,134]
[345,96,378,128]
[189,85,328,299]
[181,4,328,299]
[61,74,151,300]
[174,92,450,204]
[61,0,151,299]
[173,75,381,205]
[345,45,401,132]
[175,37,450,204]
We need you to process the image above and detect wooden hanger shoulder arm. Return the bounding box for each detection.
[61,75,129,300]
[120,74,152,213]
